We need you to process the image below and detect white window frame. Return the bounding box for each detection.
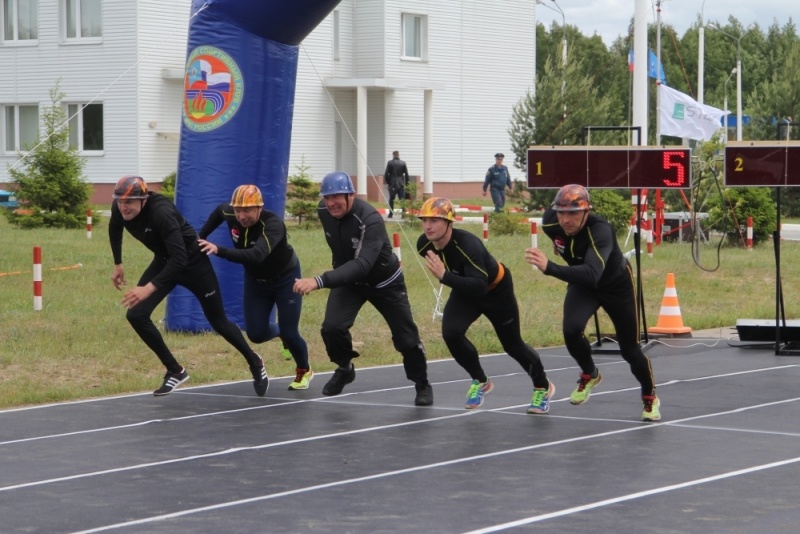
[66,102,103,154]
[3,104,39,153]
[62,0,101,42]
[333,9,340,61]
[2,0,38,43]
[401,13,427,61]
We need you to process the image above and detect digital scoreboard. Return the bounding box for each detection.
[526,146,692,189]
[724,141,800,187]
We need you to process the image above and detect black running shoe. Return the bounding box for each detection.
[322,364,356,396]
[153,369,189,396]
[414,383,434,406]
[252,357,269,397]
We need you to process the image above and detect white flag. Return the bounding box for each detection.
[658,85,728,141]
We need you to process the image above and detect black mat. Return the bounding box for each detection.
[2,338,799,533]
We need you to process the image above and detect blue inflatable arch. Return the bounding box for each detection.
[166,0,342,332]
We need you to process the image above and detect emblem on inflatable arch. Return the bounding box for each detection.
[183,46,244,132]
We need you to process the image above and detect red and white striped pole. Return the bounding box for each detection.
[646,220,654,257]
[746,216,753,250]
[33,246,42,311]
[86,209,93,239]
[393,232,401,266]
[483,213,489,243]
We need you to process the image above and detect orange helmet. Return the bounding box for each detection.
[230,185,264,207]
[553,184,591,212]
[418,197,456,222]
[113,175,148,200]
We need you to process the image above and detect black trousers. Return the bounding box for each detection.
[388,185,406,211]
[126,256,260,373]
[320,279,428,385]
[441,267,548,388]
[561,265,655,396]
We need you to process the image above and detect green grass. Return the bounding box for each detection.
[2,211,798,408]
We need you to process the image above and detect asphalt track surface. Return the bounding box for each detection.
[2,333,800,533]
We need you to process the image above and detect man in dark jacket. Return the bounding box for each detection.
[383,150,409,218]
[293,171,433,405]
[525,184,660,421]
[108,175,267,397]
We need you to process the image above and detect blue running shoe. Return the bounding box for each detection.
[465,379,494,409]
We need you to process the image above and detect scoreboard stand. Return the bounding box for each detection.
[725,139,800,355]
[527,145,692,354]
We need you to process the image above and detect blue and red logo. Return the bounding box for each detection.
[183,46,243,132]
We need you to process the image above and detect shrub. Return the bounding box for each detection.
[590,189,633,236]
[489,210,528,236]
[160,172,176,202]
[707,186,776,246]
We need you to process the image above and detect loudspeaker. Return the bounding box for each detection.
[736,319,800,342]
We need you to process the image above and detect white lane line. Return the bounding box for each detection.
[28,395,800,533]
[462,455,800,533]
[1,362,795,448]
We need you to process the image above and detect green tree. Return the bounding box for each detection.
[286,157,320,228]
[4,84,91,229]
[509,52,614,211]
[747,42,800,141]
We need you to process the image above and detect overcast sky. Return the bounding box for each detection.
[535,0,797,46]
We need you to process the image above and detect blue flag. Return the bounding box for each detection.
[628,49,667,85]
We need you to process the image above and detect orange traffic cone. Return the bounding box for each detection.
[648,273,692,335]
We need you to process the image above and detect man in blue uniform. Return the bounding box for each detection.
[482,152,512,212]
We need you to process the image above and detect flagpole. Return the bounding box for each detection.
[656,0,663,146]
[633,0,648,145]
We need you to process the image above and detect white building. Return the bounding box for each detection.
[0,0,536,203]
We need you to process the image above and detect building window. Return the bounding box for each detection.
[4,104,39,152]
[67,103,103,152]
[3,0,38,41]
[401,13,427,60]
[64,0,101,40]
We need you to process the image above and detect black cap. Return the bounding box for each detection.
[495,153,504,158]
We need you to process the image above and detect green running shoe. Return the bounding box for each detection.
[641,395,661,421]
[569,371,602,405]
[288,368,314,390]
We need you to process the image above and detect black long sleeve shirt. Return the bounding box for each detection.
[315,198,401,289]
[540,207,628,289]
[197,203,298,280]
[416,228,500,298]
[108,193,203,289]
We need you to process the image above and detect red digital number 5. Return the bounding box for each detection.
[662,151,686,187]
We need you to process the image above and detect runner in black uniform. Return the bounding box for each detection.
[525,184,660,421]
[293,171,432,406]
[198,185,313,391]
[416,197,553,413]
[108,175,267,397]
